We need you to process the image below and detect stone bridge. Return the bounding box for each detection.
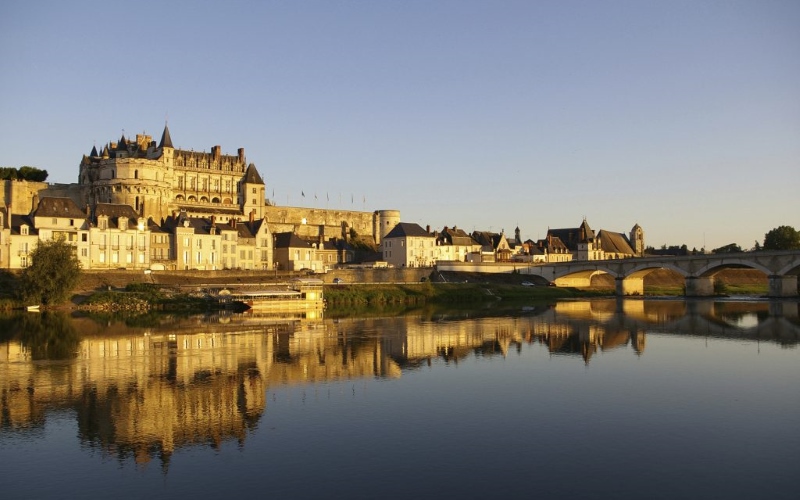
[436,250,800,297]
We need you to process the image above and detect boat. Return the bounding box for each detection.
[214,279,324,317]
[26,305,40,312]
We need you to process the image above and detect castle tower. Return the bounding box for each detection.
[241,162,265,220]
[374,209,401,245]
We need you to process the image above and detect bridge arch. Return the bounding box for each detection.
[553,268,618,287]
[777,260,800,276]
[694,260,772,278]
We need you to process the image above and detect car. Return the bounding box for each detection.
[521,281,535,287]
[332,278,344,284]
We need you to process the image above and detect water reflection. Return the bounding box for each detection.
[1,299,797,470]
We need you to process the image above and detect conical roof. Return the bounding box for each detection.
[159,124,173,148]
[243,163,264,184]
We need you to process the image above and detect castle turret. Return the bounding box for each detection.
[374,209,401,245]
[241,163,265,220]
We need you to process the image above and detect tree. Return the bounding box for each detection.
[763,226,800,250]
[0,166,48,181]
[18,239,82,305]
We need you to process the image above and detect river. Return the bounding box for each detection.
[1,298,798,499]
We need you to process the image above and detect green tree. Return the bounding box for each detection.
[18,166,49,181]
[0,166,48,181]
[18,239,82,305]
[763,226,800,250]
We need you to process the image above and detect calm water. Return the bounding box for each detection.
[1,299,798,499]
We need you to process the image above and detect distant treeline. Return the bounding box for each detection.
[0,166,49,182]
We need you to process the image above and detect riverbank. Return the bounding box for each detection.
[0,267,774,313]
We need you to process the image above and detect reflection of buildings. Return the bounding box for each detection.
[2,300,797,468]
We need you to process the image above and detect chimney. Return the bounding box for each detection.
[249,210,254,223]
[212,145,221,160]
[211,215,216,226]
[426,225,430,234]
[238,148,245,163]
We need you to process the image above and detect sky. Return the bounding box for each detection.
[0,0,797,250]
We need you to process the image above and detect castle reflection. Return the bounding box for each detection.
[1,299,797,469]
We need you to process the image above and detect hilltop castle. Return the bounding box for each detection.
[78,124,265,223]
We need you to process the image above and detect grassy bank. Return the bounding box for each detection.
[82,283,210,313]
[324,282,597,307]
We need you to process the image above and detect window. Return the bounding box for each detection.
[252,188,256,194]
[52,218,57,225]
[82,233,87,242]
[81,248,88,257]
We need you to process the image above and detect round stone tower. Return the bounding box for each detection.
[374,209,401,245]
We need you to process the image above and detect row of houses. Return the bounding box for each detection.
[0,196,644,272]
[381,220,645,268]
[0,197,356,272]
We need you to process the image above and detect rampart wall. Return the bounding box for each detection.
[263,205,377,242]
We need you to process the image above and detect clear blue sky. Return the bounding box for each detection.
[1,0,797,250]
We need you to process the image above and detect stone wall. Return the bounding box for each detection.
[264,205,377,242]
[1,180,49,214]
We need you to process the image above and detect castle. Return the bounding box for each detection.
[0,124,401,271]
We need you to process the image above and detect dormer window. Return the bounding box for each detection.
[21,225,28,236]
[119,218,127,231]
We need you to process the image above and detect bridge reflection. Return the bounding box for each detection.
[1,300,797,469]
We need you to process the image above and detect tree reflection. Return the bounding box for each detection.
[7,312,81,360]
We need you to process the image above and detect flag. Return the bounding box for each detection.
[327,192,329,201]
[314,193,317,200]
[351,194,353,204]
[302,191,305,197]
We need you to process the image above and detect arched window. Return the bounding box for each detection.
[134,170,138,179]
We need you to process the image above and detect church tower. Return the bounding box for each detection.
[630,224,645,256]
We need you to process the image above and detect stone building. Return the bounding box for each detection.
[78,124,266,224]
[544,219,644,261]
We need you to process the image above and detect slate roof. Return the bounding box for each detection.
[547,219,596,251]
[243,163,264,184]
[438,227,478,246]
[94,203,140,228]
[384,222,432,239]
[159,124,173,148]
[471,231,507,251]
[34,197,87,219]
[11,214,37,235]
[597,230,635,255]
[274,232,312,249]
